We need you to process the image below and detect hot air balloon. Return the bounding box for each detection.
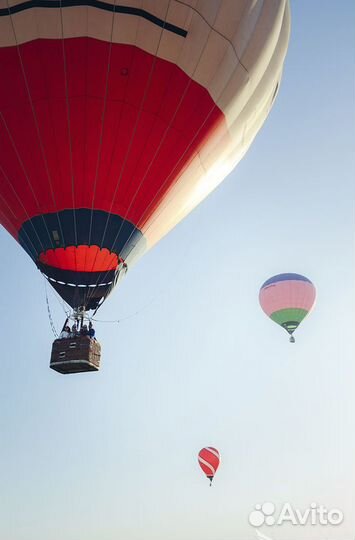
[259,273,316,342]
[0,1,290,371]
[198,447,220,486]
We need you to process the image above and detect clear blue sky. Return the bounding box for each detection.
[1,2,355,540]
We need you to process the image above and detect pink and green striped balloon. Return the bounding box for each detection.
[259,273,316,342]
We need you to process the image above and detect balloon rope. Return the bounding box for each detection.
[94,4,211,270]
[5,2,65,271]
[44,279,59,338]
[91,291,160,324]
[126,49,246,251]
[50,284,71,317]
[85,0,174,307]
[59,0,78,272]
[92,4,249,303]
[87,0,118,250]
[0,178,38,260]
[0,113,47,256]
[85,3,218,305]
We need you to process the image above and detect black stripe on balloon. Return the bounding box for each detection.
[38,262,116,286]
[0,1,188,37]
[38,261,118,310]
[281,321,300,334]
[18,208,145,261]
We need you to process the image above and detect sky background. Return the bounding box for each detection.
[1,2,355,540]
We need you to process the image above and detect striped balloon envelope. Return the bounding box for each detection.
[259,273,317,342]
[0,1,290,314]
[198,447,220,486]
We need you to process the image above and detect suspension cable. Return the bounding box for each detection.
[85,0,173,307]
[86,3,228,304]
[91,289,160,324]
[5,3,65,270]
[44,279,59,338]
[106,2,245,269]
[88,0,118,248]
[60,0,78,272]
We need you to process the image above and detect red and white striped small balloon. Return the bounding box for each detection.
[198,447,220,486]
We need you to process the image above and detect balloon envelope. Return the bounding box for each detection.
[259,273,316,338]
[0,0,290,311]
[198,447,220,483]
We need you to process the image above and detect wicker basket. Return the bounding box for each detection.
[50,336,101,374]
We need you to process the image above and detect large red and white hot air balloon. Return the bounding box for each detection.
[0,1,290,314]
[198,447,220,485]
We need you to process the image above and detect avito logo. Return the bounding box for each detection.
[249,502,343,528]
